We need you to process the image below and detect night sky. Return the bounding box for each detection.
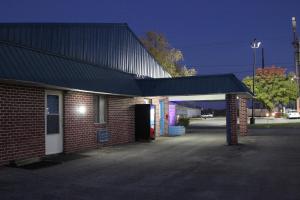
[0,0,300,80]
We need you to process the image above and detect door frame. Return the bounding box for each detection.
[45,90,63,155]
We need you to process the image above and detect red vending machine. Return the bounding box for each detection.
[135,104,156,141]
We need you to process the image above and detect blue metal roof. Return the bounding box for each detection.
[0,23,170,78]
[0,42,141,96]
[137,74,252,97]
[0,42,252,98]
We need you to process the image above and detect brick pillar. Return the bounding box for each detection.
[164,98,169,136]
[297,97,300,113]
[239,97,248,136]
[226,94,238,145]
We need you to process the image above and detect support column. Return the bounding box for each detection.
[297,97,300,113]
[164,98,169,136]
[239,97,248,136]
[226,94,238,145]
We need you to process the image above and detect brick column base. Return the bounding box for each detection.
[226,94,238,145]
[239,97,248,136]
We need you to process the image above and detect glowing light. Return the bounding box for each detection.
[176,115,180,123]
[272,112,275,117]
[251,39,262,49]
[266,113,269,117]
[78,105,86,114]
[257,42,261,48]
[168,104,176,126]
[292,17,296,31]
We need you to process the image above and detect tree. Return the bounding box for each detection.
[243,66,298,111]
[140,31,197,77]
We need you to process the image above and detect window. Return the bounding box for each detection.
[94,95,107,123]
[47,95,60,134]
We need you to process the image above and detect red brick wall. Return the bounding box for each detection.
[105,96,169,145]
[106,96,143,146]
[0,86,169,165]
[3,89,167,155]
[226,94,238,145]
[239,98,248,136]
[63,91,104,153]
[0,83,45,166]
[63,92,145,151]
[64,91,111,153]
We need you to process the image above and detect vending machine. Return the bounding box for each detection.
[135,104,156,141]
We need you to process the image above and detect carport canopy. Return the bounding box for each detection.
[137,74,252,99]
[137,74,253,146]
[169,94,226,101]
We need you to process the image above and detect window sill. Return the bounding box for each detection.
[94,122,107,125]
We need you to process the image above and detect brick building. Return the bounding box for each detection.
[0,23,251,166]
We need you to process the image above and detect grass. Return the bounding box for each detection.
[249,122,300,128]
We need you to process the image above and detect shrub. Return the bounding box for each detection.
[177,117,190,128]
[282,113,288,118]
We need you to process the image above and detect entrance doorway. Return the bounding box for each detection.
[45,90,63,155]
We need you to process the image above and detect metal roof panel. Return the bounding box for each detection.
[0,42,252,98]
[0,42,142,96]
[0,23,170,78]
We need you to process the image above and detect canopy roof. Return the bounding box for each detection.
[137,74,252,98]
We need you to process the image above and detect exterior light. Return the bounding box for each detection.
[176,114,180,122]
[272,112,275,117]
[78,105,86,114]
[251,39,261,49]
[292,17,297,33]
[266,113,269,117]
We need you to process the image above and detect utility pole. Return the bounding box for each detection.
[262,48,265,69]
[292,17,300,112]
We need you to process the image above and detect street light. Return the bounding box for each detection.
[292,17,299,85]
[250,38,261,124]
[292,17,300,112]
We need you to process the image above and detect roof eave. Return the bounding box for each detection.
[0,79,139,97]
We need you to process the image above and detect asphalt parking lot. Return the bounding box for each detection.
[1,128,300,200]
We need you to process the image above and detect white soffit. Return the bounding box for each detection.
[169,94,226,101]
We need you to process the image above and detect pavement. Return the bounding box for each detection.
[1,128,300,200]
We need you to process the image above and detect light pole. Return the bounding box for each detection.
[292,17,300,112]
[250,39,261,124]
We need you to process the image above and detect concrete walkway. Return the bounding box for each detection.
[1,128,300,200]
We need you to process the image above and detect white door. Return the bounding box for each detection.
[45,91,63,155]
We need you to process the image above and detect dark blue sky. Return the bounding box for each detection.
[0,0,299,79]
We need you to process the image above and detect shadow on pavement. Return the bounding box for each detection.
[8,153,90,170]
